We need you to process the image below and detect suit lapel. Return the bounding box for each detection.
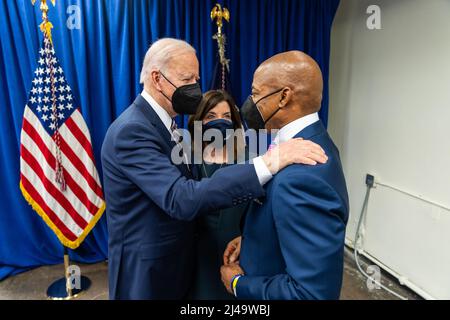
[133,94,193,178]
[133,95,173,150]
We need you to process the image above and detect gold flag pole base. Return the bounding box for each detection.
[46,247,91,300]
[46,276,91,300]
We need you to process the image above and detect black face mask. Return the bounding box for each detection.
[240,88,283,130]
[160,72,203,115]
[202,119,234,145]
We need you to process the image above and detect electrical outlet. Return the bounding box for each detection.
[366,174,376,188]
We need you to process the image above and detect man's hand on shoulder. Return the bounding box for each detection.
[262,138,328,175]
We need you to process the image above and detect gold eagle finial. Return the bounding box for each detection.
[210,4,231,89]
[32,0,56,44]
[211,4,230,34]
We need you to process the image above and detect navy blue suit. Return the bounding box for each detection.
[101,95,264,300]
[237,120,349,300]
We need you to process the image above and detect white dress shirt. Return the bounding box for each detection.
[141,90,272,186]
[273,112,320,145]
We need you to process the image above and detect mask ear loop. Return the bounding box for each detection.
[254,88,285,124]
[254,88,284,105]
[263,105,282,124]
[158,71,177,102]
[159,71,178,89]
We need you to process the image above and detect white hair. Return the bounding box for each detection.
[139,38,196,84]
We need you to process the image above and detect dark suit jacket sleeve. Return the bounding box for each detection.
[113,121,265,221]
[236,171,347,300]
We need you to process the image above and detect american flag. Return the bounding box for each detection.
[20,37,105,249]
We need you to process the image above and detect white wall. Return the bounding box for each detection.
[328,0,450,299]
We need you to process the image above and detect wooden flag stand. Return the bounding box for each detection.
[47,246,91,300]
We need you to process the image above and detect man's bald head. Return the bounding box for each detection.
[254,51,323,114]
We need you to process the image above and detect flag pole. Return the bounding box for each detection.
[211,3,231,91]
[63,246,73,298]
[30,0,92,299]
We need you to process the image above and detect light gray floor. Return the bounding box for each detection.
[0,247,421,300]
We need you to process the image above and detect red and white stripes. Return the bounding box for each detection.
[20,105,105,246]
